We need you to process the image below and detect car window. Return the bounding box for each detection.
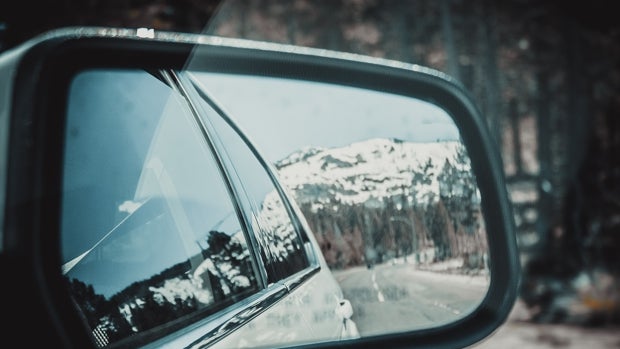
[189,82,311,284]
[60,69,260,348]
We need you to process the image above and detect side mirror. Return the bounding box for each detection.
[0,27,520,349]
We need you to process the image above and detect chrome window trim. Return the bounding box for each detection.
[170,70,272,287]
[184,72,314,274]
[187,284,289,349]
[178,71,314,281]
[186,265,321,349]
[164,70,270,289]
[141,284,288,349]
[282,264,321,292]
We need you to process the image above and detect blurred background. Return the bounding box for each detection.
[2,0,619,347]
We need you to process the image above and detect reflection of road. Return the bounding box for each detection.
[332,262,489,337]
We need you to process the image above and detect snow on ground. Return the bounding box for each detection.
[277,139,464,206]
[389,250,490,280]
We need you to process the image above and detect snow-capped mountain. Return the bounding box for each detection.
[275,138,472,210]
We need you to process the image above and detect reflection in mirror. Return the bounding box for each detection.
[189,72,490,336]
[60,70,259,347]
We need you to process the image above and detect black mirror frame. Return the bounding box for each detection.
[2,27,520,349]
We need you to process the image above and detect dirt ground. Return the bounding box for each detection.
[472,301,620,348]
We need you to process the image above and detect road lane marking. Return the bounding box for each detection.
[371,270,384,302]
[432,301,461,315]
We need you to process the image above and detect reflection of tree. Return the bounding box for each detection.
[203,230,255,296]
[295,143,486,269]
[66,229,257,346]
[257,192,308,279]
[425,199,456,261]
[66,278,111,330]
[129,294,198,333]
[438,144,480,234]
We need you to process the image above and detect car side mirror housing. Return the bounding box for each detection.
[0,27,520,349]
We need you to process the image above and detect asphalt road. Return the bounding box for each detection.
[332,262,489,337]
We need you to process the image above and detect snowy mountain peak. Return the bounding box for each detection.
[276,145,327,168]
[275,138,470,209]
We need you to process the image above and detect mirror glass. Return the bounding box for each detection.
[189,72,490,336]
[59,69,490,348]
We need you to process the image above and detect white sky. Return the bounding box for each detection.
[191,73,461,162]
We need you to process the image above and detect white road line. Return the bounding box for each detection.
[433,301,461,315]
[371,270,384,302]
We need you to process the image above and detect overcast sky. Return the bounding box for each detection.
[191,73,460,163]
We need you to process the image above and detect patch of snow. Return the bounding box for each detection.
[276,138,468,207]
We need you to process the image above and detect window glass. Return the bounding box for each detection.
[60,70,259,348]
[192,86,310,283]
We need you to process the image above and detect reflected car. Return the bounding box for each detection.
[58,69,359,348]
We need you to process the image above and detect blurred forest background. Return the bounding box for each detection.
[2,0,619,339]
